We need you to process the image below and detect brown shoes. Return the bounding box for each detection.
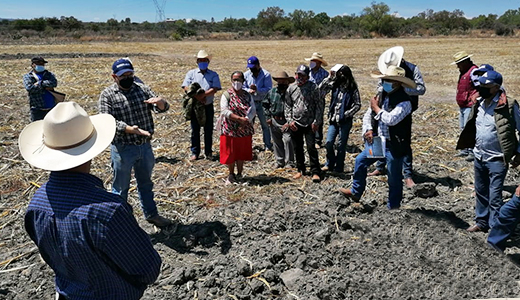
[466,224,487,233]
[146,215,174,228]
[338,188,360,202]
[189,154,197,161]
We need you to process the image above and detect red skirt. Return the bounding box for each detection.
[220,135,253,164]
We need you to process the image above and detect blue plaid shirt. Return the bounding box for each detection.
[23,70,58,109]
[25,172,161,300]
[309,67,329,86]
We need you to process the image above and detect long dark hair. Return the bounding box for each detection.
[337,65,357,91]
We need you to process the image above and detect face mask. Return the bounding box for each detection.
[309,61,317,69]
[382,81,395,93]
[232,81,243,91]
[198,62,209,70]
[34,65,45,72]
[296,76,307,86]
[478,86,493,99]
[119,76,134,89]
[277,84,288,92]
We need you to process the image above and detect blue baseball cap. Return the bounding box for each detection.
[474,64,494,76]
[247,56,259,68]
[295,64,310,76]
[112,59,134,76]
[478,70,503,86]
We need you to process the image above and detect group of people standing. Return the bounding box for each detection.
[18,45,520,299]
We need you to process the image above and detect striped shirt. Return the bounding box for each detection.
[23,70,58,109]
[99,82,169,145]
[25,172,161,300]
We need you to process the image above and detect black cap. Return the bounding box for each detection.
[31,56,48,64]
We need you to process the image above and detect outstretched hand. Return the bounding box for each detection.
[126,125,151,136]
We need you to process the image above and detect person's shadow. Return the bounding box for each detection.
[150,221,231,255]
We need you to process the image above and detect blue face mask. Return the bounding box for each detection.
[198,62,209,70]
[382,81,394,93]
[34,65,45,72]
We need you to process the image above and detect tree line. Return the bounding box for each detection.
[1,2,519,41]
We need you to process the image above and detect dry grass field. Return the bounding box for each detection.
[2,37,520,299]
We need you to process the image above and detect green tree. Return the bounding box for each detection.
[257,6,285,31]
[359,1,391,35]
[499,8,520,28]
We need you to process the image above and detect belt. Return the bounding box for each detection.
[128,138,150,145]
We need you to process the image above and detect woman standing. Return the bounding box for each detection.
[219,71,256,184]
[320,65,361,173]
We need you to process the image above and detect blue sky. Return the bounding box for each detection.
[1,0,517,22]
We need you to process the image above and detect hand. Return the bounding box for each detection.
[250,84,257,91]
[311,123,318,133]
[370,95,380,113]
[516,185,520,197]
[511,154,520,168]
[266,118,272,125]
[364,130,373,144]
[289,121,298,132]
[236,116,249,125]
[281,123,290,132]
[145,97,167,110]
[195,93,206,103]
[126,125,151,136]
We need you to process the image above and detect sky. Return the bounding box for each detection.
[0,0,517,23]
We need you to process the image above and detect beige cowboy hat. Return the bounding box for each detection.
[272,71,295,83]
[304,52,328,67]
[378,46,404,74]
[18,102,116,171]
[370,65,417,89]
[450,51,473,65]
[196,49,212,60]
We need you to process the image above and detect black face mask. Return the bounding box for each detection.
[478,86,494,99]
[277,84,288,92]
[119,76,134,89]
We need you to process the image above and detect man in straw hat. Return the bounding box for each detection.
[243,56,273,152]
[339,66,417,209]
[20,102,161,300]
[452,50,478,161]
[457,70,520,233]
[182,49,222,161]
[100,58,173,227]
[368,46,426,188]
[285,64,324,183]
[305,52,329,149]
[263,70,295,168]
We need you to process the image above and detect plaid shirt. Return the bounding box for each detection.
[263,87,287,119]
[362,94,412,142]
[309,67,329,86]
[23,70,58,109]
[25,172,161,300]
[99,82,169,145]
[285,81,323,127]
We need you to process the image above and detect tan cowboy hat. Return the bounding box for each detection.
[19,102,116,171]
[272,71,295,83]
[370,65,417,89]
[378,46,404,74]
[196,49,212,60]
[450,51,473,65]
[304,52,328,67]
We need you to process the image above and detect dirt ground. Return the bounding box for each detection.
[2,38,520,299]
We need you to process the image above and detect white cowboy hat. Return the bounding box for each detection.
[378,46,404,74]
[196,49,212,60]
[450,51,473,65]
[304,52,328,67]
[370,65,417,89]
[18,102,116,171]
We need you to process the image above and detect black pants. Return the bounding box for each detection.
[291,123,321,176]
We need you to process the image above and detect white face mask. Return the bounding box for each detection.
[309,61,317,69]
[232,81,243,91]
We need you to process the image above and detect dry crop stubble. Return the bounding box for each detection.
[2,37,520,299]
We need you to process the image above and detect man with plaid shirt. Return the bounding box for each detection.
[22,56,58,121]
[99,59,173,227]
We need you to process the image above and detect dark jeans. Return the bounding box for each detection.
[191,104,214,157]
[375,151,413,178]
[30,108,51,122]
[474,157,508,230]
[488,195,520,252]
[291,123,321,176]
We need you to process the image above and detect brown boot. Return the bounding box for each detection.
[338,188,360,202]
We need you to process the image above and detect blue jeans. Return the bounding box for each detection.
[375,152,413,179]
[488,195,520,252]
[474,157,507,230]
[324,119,352,172]
[111,143,158,219]
[459,107,471,130]
[191,104,214,157]
[254,101,273,150]
[351,147,404,209]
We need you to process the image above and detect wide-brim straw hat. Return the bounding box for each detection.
[272,71,295,83]
[196,49,212,60]
[370,65,417,89]
[304,52,328,67]
[19,102,116,171]
[450,51,473,65]
[378,46,404,74]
